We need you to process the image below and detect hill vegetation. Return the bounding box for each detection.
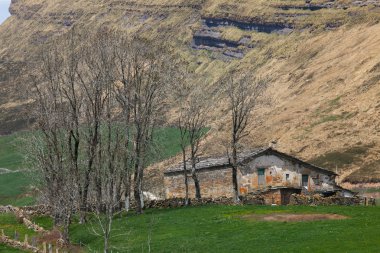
[0,127,193,206]
[1,1,380,182]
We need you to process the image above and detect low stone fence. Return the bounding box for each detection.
[289,194,365,206]
[0,205,46,233]
[145,194,265,209]
[145,193,376,209]
[0,231,39,253]
[20,205,52,217]
[0,205,18,214]
[0,205,51,216]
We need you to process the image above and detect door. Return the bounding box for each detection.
[258,168,265,187]
[302,174,309,189]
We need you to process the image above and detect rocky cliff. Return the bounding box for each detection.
[1,0,380,183]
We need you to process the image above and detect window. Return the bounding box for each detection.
[302,174,309,188]
[258,168,265,186]
[286,174,290,181]
[313,175,320,185]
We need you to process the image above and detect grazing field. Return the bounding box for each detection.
[0,133,24,171]
[0,132,32,206]
[0,127,192,206]
[0,245,28,253]
[68,205,380,253]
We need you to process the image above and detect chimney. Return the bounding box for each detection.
[269,140,278,149]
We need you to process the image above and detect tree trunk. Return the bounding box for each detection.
[62,212,71,245]
[193,174,201,199]
[96,176,102,213]
[134,165,144,214]
[191,163,201,199]
[125,195,130,212]
[124,171,132,212]
[183,149,189,206]
[79,172,91,223]
[232,141,240,203]
[104,237,109,253]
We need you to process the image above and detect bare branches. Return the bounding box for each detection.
[221,72,268,202]
[173,67,210,201]
[27,27,178,251]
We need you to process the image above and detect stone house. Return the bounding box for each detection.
[164,147,346,205]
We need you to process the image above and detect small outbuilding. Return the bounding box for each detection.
[164,147,345,205]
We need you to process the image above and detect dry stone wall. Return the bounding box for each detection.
[145,194,265,209]
[289,194,365,206]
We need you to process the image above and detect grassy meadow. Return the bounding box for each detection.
[64,205,380,252]
[1,129,379,253]
[0,127,195,206]
[0,132,32,206]
[1,204,379,252]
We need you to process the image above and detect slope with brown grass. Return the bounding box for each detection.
[1,0,380,185]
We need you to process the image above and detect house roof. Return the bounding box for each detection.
[164,147,338,176]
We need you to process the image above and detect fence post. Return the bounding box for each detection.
[43,242,47,253]
[48,243,53,253]
[31,236,37,247]
[14,231,19,241]
[1,229,4,238]
[24,234,28,245]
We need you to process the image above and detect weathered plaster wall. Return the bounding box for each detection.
[238,155,336,194]
[164,167,233,198]
[164,154,337,199]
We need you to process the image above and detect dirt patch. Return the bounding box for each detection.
[37,229,61,244]
[36,229,84,253]
[241,213,348,222]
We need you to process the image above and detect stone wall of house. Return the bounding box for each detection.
[261,189,282,205]
[238,155,336,194]
[164,166,233,199]
[164,154,337,200]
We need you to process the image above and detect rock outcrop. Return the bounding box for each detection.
[1,0,380,185]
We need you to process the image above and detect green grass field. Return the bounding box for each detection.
[0,245,28,253]
[0,132,32,206]
[3,205,379,252]
[0,127,191,206]
[0,213,36,253]
[1,129,380,252]
[0,133,24,171]
[68,205,380,253]
[0,213,37,240]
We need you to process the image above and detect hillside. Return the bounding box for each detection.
[1,0,380,184]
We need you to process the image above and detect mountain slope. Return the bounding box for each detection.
[1,0,380,183]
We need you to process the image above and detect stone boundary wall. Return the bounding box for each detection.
[0,194,373,219]
[0,205,51,216]
[0,205,46,233]
[145,194,265,208]
[0,232,39,253]
[289,194,367,206]
[146,194,374,208]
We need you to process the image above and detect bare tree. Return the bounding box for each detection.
[93,77,124,253]
[173,72,209,201]
[223,73,267,202]
[185,88,209,200]
[178,114,190,205]
[115,36,172,214]
[76,30,126,252]
[27,30,177,253]
[27,29,84,243]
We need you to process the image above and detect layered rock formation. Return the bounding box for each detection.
[1,0,380,184]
